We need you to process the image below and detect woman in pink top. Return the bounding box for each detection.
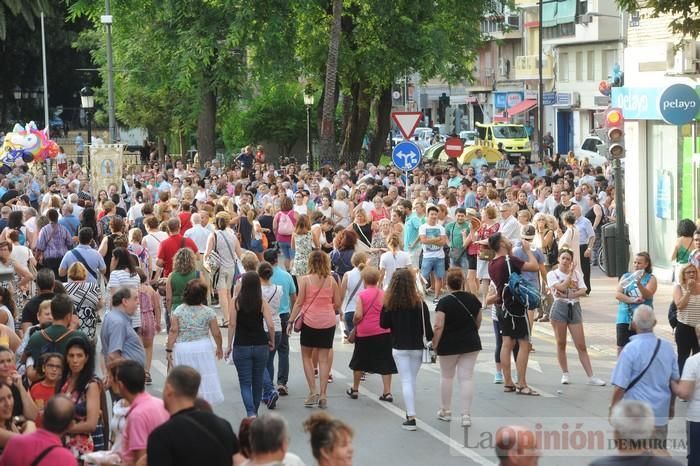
[347,266,397,402]
[287,251,340,409]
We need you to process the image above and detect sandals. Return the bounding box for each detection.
[516,386,540,396]
[503,385,517,393]
[379,393,393,403]
[346,388,359,399]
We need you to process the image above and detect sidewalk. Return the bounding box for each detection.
[531,268,675,353]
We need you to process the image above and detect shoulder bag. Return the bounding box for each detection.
[420,303,435,364]
[293,277,326,332]
[625,338,661,392]
[206,232,222,272]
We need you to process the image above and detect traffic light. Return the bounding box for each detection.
[604,107,625,159]
[445,107,455,135]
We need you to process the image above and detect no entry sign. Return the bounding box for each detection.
[444,137,464,158]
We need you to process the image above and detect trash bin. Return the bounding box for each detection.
[602,223,629,278]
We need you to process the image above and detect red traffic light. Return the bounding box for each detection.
[605,107,624,143]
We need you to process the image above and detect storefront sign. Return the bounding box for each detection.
[494,91,524,109]
[611,87,660,120]
[543,92,557,106]
[658,83,700,125]
[655,170,673,219]
[524,90,538,100]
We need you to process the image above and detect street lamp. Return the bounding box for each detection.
[304,92,314,169]
[13,87,22,121]
[80,86,95,172]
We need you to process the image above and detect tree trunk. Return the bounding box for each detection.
[368,87,392,164]
[339,87,354,159]
[317,0,343,166]
[340,81,372,165]
[196,88,217,163]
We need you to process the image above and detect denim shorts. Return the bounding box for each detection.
[278,241,293,260]
[421,256,445,279]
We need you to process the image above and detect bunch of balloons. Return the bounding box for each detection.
[0,121,59,173]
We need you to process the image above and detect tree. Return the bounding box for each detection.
[317,0,343,164]
[0,0,52,41]
[617,0,700,39]
[221,82,310,161]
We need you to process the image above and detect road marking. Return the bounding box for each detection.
[356,384,497,466]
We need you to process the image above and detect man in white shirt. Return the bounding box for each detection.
[127,191,144,226]
[543,184,562,215]
[419,205,447,303]
[184,213,211,254]
[498,202,521,242]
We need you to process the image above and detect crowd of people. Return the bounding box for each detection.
[0,145,695,464]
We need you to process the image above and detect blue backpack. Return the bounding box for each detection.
[503,255,541,313]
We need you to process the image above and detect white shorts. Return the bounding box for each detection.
[476,259,491,280]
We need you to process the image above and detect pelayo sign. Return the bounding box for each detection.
[658,83,700,125]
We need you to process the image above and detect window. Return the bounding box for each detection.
[602,49,617,80]
[575,51,583,81]
[559,52,569,82]
[586,51,595,80]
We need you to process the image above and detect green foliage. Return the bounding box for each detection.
[617,0,700,39]
[221,82,311,158]
[0,0,53,41]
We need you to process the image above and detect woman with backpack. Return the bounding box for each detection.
[546,248,606,387]
[98,216,128,279]
[273,197,297,271]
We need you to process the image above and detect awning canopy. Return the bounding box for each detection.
[507,99,537,116]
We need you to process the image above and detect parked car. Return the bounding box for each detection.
[459,130,477,146]
[574,135,608,167]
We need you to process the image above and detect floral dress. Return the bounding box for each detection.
[291,232,313,276]
[62,377,102,458]
[370,233,387,267]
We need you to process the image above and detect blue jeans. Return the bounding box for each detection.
[277,314,290,385]
[343,312,355,337]
[233,345,269,417]
[263,332,282,399]
[689,421,700,465]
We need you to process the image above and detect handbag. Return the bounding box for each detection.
[206,232,222,272]
[420,303,435,364]
[293,277,325,332]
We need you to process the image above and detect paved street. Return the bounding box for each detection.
[142,270,687,465]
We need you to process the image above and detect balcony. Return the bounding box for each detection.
[514,54,554,80]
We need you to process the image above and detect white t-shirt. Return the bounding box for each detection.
[499,216,521,242]
[418,223,446,259]
[342,268,364,315]
[379,250,411,289]
[127,203,144,222]
[546,268,585,304]
[143,231,168,272]
[681,352,700,422]
[261,283,282,332]
[108,270,141,328]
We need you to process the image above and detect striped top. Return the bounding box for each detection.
[679,292,700,327]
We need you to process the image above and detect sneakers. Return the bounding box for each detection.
[277,384,288,396]
[328,373,334,384]
[437,409,452,422]
[587,376,607,386]
[266,392,279,410]
[402,417,417,431]
[461,415,472,427]
[145,372,152,386]
[561,373,570,385]
[304,393,320,407]
[493,372,504,384]
[318,397,328,409]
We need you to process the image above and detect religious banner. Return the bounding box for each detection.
[89,144,124,196]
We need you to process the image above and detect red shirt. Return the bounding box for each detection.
[0,429,77,466]
[156,234,198,277]
[29,381,57,428]
[178,212,192,235]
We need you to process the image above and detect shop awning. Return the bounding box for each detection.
[508,99,537,116]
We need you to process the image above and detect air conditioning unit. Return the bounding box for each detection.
[668,42,698,74]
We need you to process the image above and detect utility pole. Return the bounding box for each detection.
[103,0,116,143]
[538,0,544,161]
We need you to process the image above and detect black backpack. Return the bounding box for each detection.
[38,329,74,356]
